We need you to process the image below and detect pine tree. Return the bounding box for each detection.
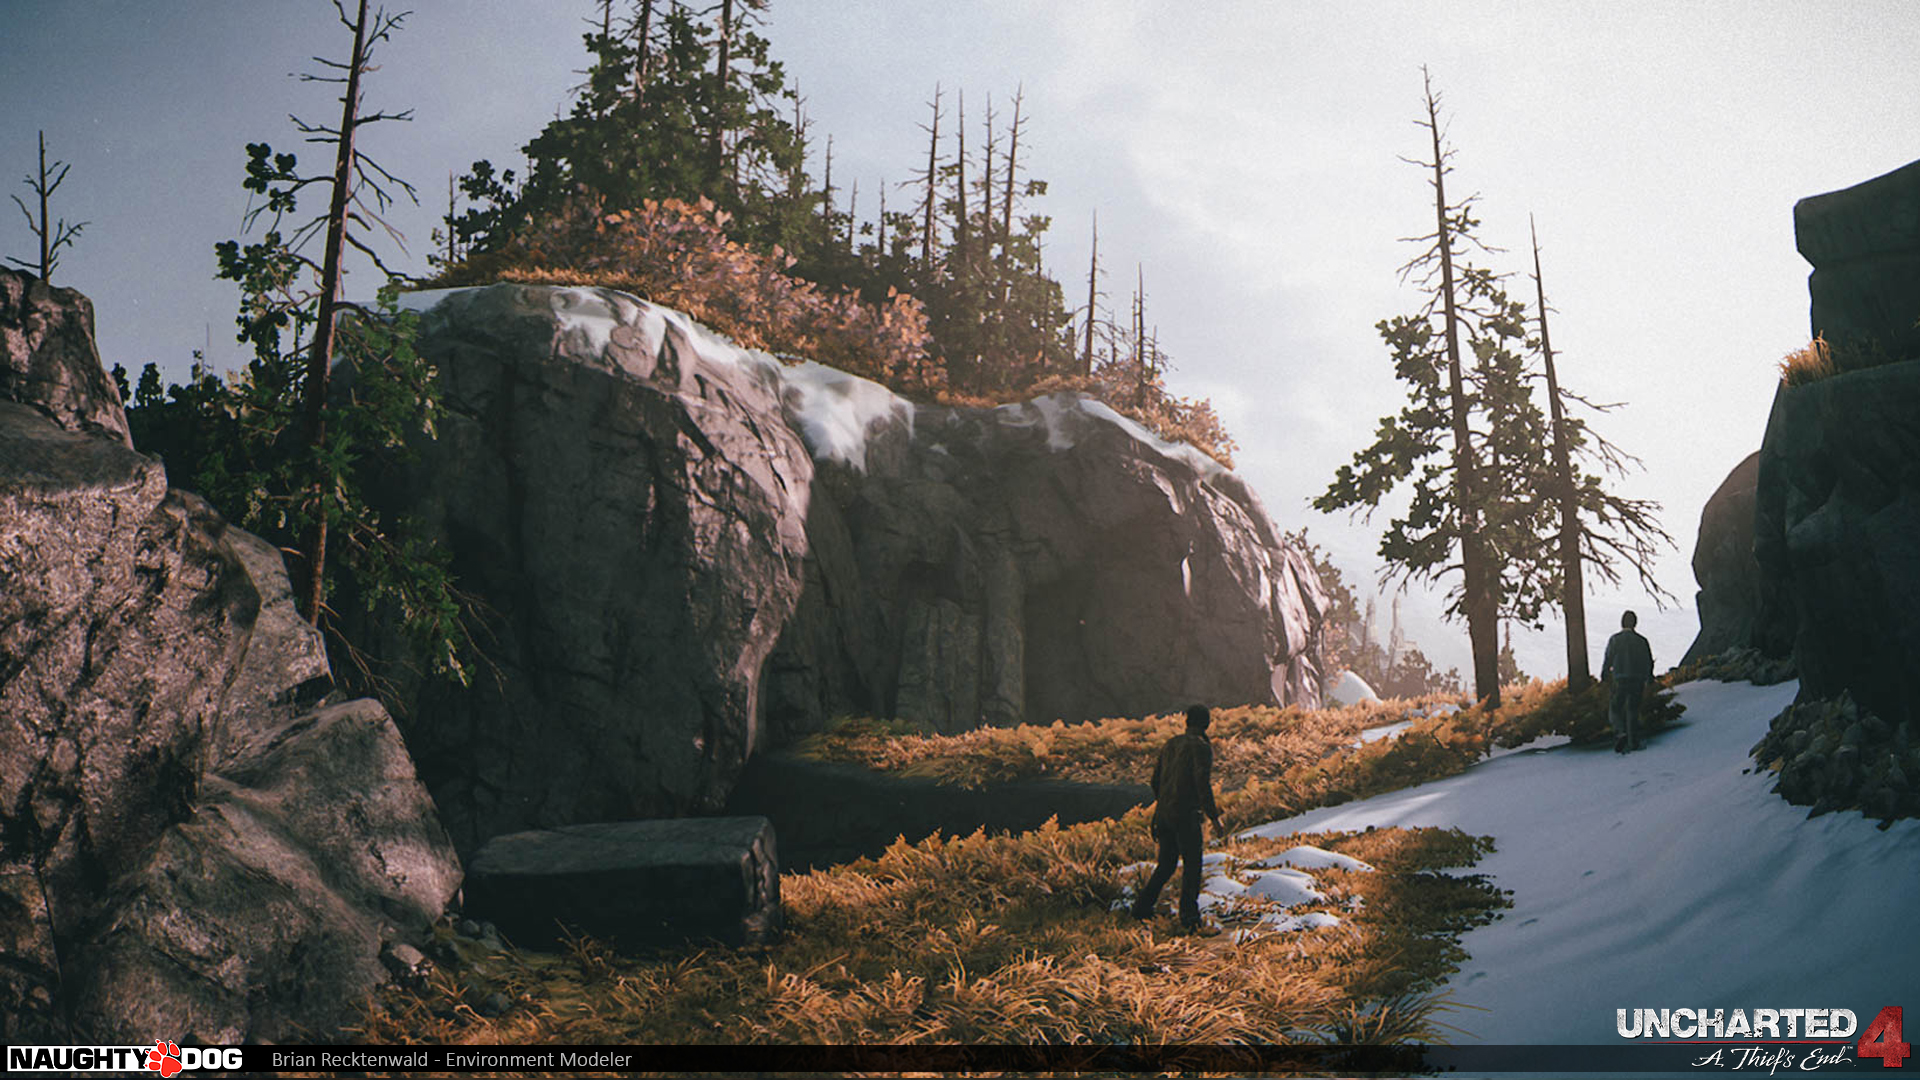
[1316,69,1525,706]
[463,0,804,258]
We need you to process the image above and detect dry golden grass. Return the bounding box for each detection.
[303,678,1696,1074]
[328,820,1503,1078]
[796,692,1467,792]
[1779,334,1836,387]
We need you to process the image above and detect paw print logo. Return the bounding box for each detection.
[146,1040,183,1078]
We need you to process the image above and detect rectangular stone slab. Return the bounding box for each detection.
[463,817,781,949]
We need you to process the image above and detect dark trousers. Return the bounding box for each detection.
[1611,678,1646,748]
[1131,813,1204,926]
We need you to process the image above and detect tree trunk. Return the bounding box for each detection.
[1424,69,1500,706]
[1001,89,1022,257]
[711,0,733,181]
[1082,210,1098,376]
[635,0,654,100]
[954,90,968,259]
[1532,216,1590,687]
[921,84,940,270]
[35,132,51,279]
[296,0,370,625]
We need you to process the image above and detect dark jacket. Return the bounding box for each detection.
[1150,731,1220,830]
[1601,629,1654,683]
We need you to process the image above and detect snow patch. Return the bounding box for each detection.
[1326,669,1381,707]
[778,360,916,472]
[1252,845,1375,874]
[1238,678,1920,1043]
[1078,397,1230,483]
[1354,719,1414,747]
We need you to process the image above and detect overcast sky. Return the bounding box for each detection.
[5,1,1917,683]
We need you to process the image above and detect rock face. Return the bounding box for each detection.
[370,285,1324,850]
[763,389,1329,739]
[1681,451,1764,665]
[0,271,132,446]
[352,285,815,850]
[464,818,781,948]
[1794,157,1920,368]
[1753,359,1920,730]
[0,267,460,1043]
[1749,160,1920,732]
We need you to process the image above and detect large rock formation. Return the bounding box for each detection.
[1794,156,1920,368]
[1753,359,1920,729]
[363,284,1325,850]
[349,285,816,851]
[0,269,460,1043]
[1749,160,1920,731]
[1681,451,1763,665]
[763,387,1329,739]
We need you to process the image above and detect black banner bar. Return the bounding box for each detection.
[195,1041,1916,1074]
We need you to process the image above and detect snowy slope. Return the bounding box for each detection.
[1242,678,1920,1045]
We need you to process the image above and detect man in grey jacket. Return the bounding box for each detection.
[1601,611,1655,753]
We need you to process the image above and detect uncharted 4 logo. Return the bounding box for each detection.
[1615,1005,1909,1071]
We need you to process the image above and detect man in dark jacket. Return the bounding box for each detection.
[1601,610,1655,753]
[1130,704,1225,931]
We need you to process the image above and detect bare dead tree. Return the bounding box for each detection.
[8,131,89,282]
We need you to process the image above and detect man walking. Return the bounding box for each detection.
[1601,611,1655,753]
[1130,704,1225,932]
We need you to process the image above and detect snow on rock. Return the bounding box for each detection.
[1112,845,1356,936]
[777,360,916,472]
[1242,868,1324,906]
[1354,719,1414,746]
[401,285,914,473]
[1253,845,1376,874]
[1326,669,1381,706]
[1241,678,1920,1044]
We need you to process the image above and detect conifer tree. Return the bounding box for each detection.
[1316,69,1524,705]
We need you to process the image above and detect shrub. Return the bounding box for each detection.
[433,196,947,397]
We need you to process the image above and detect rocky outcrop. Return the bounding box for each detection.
[0,271,132,446]
[1682,452,1764,665]
[764,391,1329,739]
[1753,359,1920,730]
[1749,160,1920,734]
[348,285,815,850]
[1794,156,1920,368]
[0,268,459,1043]
[365,285,1324,850]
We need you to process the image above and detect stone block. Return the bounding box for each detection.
[464,818,781,949]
